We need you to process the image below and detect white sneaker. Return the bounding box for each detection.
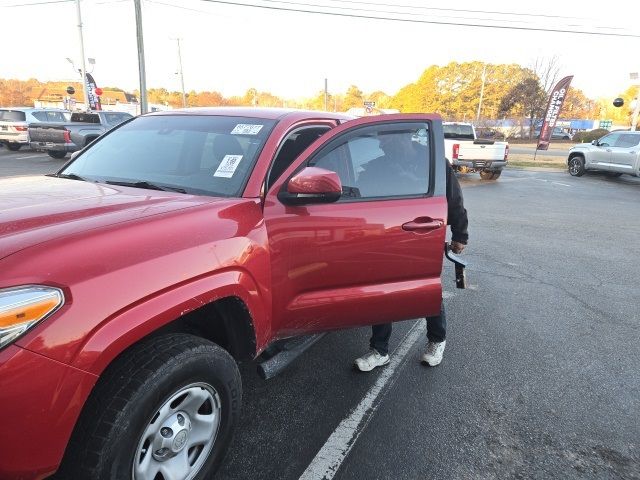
[354,349,390,372]
[421,340,446,366]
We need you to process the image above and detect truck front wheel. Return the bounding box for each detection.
[568,156,585,177]
[6,143,21,151]
[58,334,241,480]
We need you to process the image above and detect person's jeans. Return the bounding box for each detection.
[370,305,446,356]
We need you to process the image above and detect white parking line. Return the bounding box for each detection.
[299,319,425,480]
[13,154,45,159]
[551,181,571,187]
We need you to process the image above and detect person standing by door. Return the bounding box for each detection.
[355,159,468,371]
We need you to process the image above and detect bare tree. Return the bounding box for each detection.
[531,56,561,94]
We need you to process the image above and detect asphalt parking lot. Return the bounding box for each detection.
[0,147,67,176]
[2,148,639,479]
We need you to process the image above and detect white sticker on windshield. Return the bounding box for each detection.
[231,124,264,135]
[213,155,243,178]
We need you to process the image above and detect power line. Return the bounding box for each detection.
[263,0,600,22]
[2,0,73,6]
[255,0,626,31]
[196,0,640,38]
[2,0,126,6]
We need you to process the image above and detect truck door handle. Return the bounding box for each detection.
[402,217,444,232]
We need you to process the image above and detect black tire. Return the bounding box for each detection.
[568,156,585,177]
[7,143,21,151]
[480,170,497,180]
[491,170,502,180]
[58,334,241,480]
[48,150,67,159]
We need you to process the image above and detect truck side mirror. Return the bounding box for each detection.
[278,167,342,206]
[591,140,598,146]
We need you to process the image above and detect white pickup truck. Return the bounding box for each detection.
[444,122,509,180]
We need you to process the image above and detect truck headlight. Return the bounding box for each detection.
[0,286,64,349]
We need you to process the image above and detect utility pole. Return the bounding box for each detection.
[476,63,487,123]
[176,38,187,108]
[75,0,89,111]
[324,78,328,111]
[631,72,639,132]
[134,0,148,114]
[632,96,640,132]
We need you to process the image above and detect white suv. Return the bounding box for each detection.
[0,107,69,151]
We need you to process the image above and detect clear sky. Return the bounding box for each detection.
[1,0,639,101]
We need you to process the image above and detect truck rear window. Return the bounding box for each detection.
[0,110,26,122]
[71,112,100,123]
[61,115,277,198]
[443,124,474,140]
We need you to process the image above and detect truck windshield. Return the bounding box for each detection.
[443,124,474,140]
[60,115,277,198]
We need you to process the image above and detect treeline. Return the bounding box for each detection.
[1,62,638,126]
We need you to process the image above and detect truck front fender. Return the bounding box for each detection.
[72,268,267,375]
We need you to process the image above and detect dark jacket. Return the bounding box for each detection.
[446,162,468,244]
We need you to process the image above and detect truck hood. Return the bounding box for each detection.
[0,176,225,260]
[570,143,591,150]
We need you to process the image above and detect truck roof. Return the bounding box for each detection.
[147,106,353,122]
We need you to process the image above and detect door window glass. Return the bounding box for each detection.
[310,123,431,200]
[598,133,621,147]
[614,134,640,148]
[268,126,330,190]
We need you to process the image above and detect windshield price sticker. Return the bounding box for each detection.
[231,124,263,135]
[213,155,243,178]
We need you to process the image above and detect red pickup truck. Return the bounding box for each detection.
[0,108,448,480]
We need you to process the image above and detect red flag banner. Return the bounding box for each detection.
[537,75,573,151]
[536,75,573,150]
[85,73,102,111]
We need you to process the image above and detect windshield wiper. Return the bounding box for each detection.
[105,180,187,193]
[52,172,90,182]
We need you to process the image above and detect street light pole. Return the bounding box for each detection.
[176,38,187,108]
[134,0,148,114]
[324,78,328,111]
[476,63,487,123]
[75,0,89,111]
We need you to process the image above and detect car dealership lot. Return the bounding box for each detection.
[1,150,638,479]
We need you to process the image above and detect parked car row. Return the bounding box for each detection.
[0,107,133,158]
[0,107,69,151]
[29,110,133,158]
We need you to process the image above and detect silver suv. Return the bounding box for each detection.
[568,131,640,177]
[0,107,69,151]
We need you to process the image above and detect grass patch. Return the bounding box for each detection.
[507,154,566,170]
[508,161,566,169]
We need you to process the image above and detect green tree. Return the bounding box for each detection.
[499,76,547,138]
[343,85,364,110]
[563,87,598,119]
[367,90,392,109]
[390,62,530,119]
